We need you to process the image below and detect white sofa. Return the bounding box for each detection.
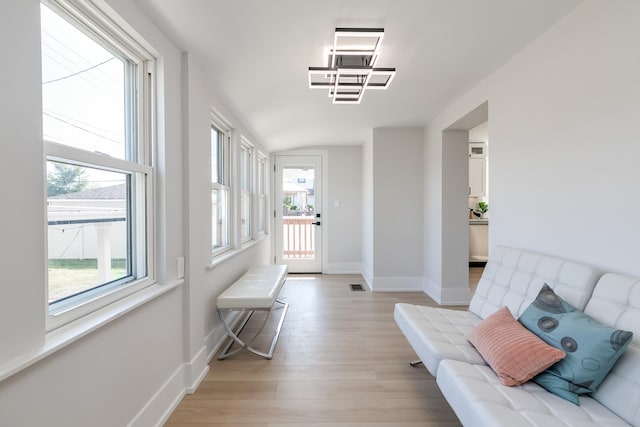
[394,246,640,427]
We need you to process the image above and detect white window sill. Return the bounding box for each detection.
[208,234,267,269]
[0,279,183,382]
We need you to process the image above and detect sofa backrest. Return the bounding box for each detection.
[586,273,640,426]
[469,245,599,320]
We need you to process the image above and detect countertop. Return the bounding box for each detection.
[469,219,488,225]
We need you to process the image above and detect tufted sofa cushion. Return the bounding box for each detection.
[470,246,599,319]
[394,303,484,375]
[436,359,631,427]
[584,274,640,426]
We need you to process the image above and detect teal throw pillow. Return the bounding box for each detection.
[518,284,633,405]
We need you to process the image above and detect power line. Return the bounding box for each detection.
[43,111,124,145]
[44,109,122,140]
[42,57,117,85]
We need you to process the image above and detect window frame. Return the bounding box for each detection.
[257,151,268,236]
[211,116,232,257]
[42,0,156,330]
[239,137,253,243]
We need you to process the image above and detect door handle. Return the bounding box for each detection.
[312,221,321,226]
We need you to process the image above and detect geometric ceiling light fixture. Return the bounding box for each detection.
[308,28,396,104]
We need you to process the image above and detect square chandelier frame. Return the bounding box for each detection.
[308,28,396,104]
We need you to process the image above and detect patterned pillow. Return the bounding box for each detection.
[518,284,633,405]
[468,306,566,386]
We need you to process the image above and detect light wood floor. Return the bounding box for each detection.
[164,272,481,426]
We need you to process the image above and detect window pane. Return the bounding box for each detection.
[47,161,130,303]
[241,191,251,240]
[41,4,127,159]
[212,187,229,251]
[211,127,219,184]
[241,146,250,191]
[259,195,265,233]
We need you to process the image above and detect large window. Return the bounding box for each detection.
[211,123,231,255]
[41,1,154,322]
[240,138,253,242]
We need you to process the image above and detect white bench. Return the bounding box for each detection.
[216,265,289,360]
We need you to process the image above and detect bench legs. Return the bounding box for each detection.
[217,299,289,360]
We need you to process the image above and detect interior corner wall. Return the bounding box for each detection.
[370,127,424,291]
[440,130,472,304]
[425,0,640,296]
[361,133,374,287]
[423,123,443,296]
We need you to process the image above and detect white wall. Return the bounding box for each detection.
[183,54,272,365]
[362,132,374,285]
[0,1,188,426]
[369,128,424,291]
[0,1,271,426]
[425,0,640,305]
[0,0,46,364]
[488,0,640,275]
[324,146,363,274]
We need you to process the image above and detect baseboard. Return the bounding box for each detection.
[184,346,209,394]
[204,310,247,362]
[128,344,208,427]
[324,262,361,274]
[361,265,373,290]
[439,286,472,305]
[423,278,471,305]
[369,276,423,292]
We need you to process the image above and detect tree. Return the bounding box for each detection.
[47,163,87,196]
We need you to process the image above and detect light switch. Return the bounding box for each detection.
[334,199,340,208]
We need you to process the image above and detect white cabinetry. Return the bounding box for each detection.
[469,158,487,197]
[469,142,487,158]
[469,222,488,262]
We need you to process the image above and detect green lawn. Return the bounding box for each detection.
[48,259,127,302]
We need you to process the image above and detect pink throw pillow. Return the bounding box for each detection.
[468,306,565,386]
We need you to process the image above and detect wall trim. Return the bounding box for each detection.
[370,276,423,292]
[423,277,442,303]
[128,342,207,427]
[325,262,362,274]
[360,265,373,290]
[423,277,472,305]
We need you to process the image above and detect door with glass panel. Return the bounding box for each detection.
[275,156,322,273]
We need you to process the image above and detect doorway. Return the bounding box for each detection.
[274,155,322,273]
[439,101,488,304]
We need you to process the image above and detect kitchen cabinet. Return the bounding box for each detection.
[469,221,488,262]
[469,157,487,197]
[469,142,487,158]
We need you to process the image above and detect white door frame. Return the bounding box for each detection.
[273,151,327,273]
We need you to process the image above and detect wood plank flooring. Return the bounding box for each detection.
[164,273,479,426]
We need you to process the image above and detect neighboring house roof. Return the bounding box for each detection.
[282,181,308,193]
[50,183,126,200]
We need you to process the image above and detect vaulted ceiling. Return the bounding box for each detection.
[135,0,581,151]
